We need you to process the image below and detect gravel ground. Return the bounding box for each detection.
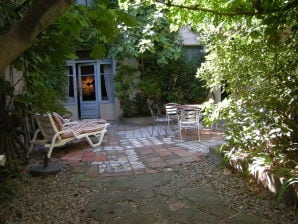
[0,156,297,224]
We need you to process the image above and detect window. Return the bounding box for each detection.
[76,0,93,6]
[100,63,114,102]
[65,65,76,104]
[184,46,205,65]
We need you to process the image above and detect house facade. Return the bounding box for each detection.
[64,27,221,121]
[64,55,118,121]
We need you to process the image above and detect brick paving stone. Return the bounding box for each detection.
[144,152,161,157]
[92,147,103,152]
[144,156,163,163]
[81,156,96,162]
[93,155,107,161]
[138,149,154,155]
[172,149,194,157]
[117,156,128,161]
[107,155,118,160]
[83,151,96,157]
[162,138,175,144]
[131,164,146,170]
[108,136,119,141]
[134,168,146,175]
[196,152,205,157]
[95,151,106,156]
[165,159,184,166]
[107,141,119,146]
[182,156,200,163]
[148,137,164,145]
[87,168,100,178]
[130,142,144,148]
[68,154,84,162]
[168,146,184,151]
[101,172,117,177]
[91,161,103,165]
[118,170,135,176]
[68,161,86,167]
[125,149,136,155]
[123,145,134,149]
[148,161,167,168]
[159,154,180,160]
[104,146,124,151]
[114,166,132,172]
[156,150,174,157]
[150,145,164,149]
[60,154,72,161]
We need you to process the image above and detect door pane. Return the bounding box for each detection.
[80,65,96,101]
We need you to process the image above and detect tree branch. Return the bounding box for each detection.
[0,0,73,74]
[155,0,297,17]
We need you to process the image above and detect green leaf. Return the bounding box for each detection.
[90,44,106,59]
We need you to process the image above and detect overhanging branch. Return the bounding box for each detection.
[155,0,297,17]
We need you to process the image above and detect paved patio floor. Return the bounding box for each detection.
[60,122,226,178]
[32,122,296,224]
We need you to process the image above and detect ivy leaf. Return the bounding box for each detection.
[90,44,106,59]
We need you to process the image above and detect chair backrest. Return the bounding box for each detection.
[147,99,162,119]
[179,108,201,124]
[34,113,60,142]
[165,103,179,116]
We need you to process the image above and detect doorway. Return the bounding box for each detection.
[78,63,99,118]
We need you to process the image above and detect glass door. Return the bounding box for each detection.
[78,63,99,118]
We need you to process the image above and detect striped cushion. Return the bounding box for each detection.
[60,123,106,139]
[52,112,65,131]
[51,112,107,139]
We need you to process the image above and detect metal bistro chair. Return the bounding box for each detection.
[178,107,202,143]
[165,103,180,132]
[147,99,169,136]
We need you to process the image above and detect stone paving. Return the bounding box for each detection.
[61,123,225,177]
[57,123,296,224]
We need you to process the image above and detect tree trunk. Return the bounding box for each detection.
[0,0,73,74]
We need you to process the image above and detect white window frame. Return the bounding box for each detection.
[65,60,77,105]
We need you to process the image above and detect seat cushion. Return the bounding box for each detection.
[52,112,65,131]
[61,122,106,139]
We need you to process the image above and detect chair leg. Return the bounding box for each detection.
[85,130,107,147]
[179,126,183,143]
[197,127,200,142]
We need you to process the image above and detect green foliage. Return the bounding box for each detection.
[114,64,145,117]
[181,0,298,175]
[112,3,208,117]
[0,1,135,162]
[276,177,298,206]
[140,56,207,105]
[109,3,182,64]
[0,0,28,34]
[0,160,24,203]
[114,55,208,117]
